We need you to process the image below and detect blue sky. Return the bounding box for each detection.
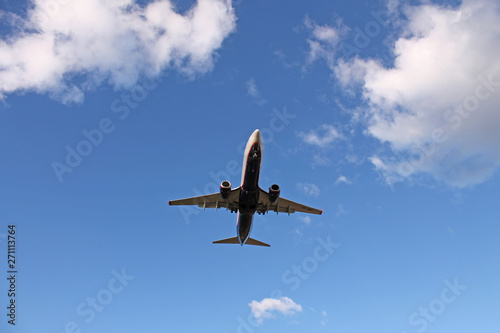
[0,0,499,332]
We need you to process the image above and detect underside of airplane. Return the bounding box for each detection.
[169,129,322,247]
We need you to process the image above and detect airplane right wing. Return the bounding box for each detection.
[257,188,322,215]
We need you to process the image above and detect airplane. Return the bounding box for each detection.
[169,129,322,247]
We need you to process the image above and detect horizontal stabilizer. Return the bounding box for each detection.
[213,236,240,245]
[245,237,270,247]
[212,236,270,247]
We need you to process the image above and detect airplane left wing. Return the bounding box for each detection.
[169,187,240,211]
[257,188,322,215]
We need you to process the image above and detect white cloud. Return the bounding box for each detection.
[296,182,320,197]
[345,153,360,164]
[0,0,236,103]
[321,310,328,326]
[249,297,302,323]
[298,124,342,148]
[298,216,311,225]
[335,175,351,185]
[246,78,259,97]
[312,154,331,167]
[246,77,266,105]
[304,16,346,68]
[335,204,347,217]
[311,0,500,187]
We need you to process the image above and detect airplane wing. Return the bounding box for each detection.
[169,187,240,212]
[257,188,323,215]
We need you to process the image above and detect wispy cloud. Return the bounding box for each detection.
[303,15,347,69]
[335,175,351,185]
[0,0,236,103]
[321,310,328,326]
[336,204,347,217]
[296,182,320,197]
[298,216,311,225]
[312,154,331,167]
[298,124,342,148]
[246,77,267,105]
[249,297,302,323]
[272,49,299,69]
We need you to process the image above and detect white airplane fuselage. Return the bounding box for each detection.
[236,129,263,245]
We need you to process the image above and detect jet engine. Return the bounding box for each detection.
[268,184,280,203]
[220,180,232,200]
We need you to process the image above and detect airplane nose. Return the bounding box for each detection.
[253,129,262,142]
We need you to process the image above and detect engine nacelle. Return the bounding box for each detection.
[220,180,232,200]
[268,184,280,203]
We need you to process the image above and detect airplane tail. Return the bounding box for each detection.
[213,236,270,247]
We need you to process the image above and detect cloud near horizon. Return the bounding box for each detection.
[0,0,236,103]
[307,0,500,188]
